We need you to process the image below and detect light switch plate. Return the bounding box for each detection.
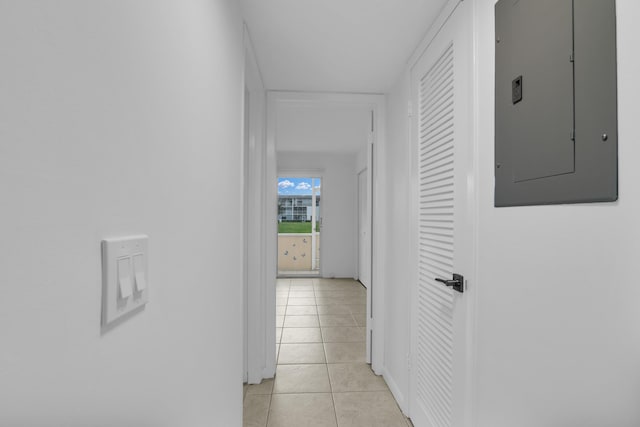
[101,235,149,328]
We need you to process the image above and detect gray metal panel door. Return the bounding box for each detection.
[494,0,617,206]
[496,0,575,183]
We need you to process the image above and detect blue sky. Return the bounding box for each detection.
[278,177,321,195]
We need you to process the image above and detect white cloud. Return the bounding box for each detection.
[278,180,295,189]
[296,182,312,190]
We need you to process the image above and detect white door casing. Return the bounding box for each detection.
[243,26,268,384]
[358,168,369,287]
[265,91,386,378]
[409,1,474,426]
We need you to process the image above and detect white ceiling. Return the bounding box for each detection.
[241,0,449,93]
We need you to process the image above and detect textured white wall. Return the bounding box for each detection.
[473,1,640,425]
[0,1,244,425]
[278,152,358,279]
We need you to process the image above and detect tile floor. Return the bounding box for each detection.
[243,278,413,427]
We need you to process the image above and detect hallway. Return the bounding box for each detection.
[3,1,640,425]
[243,278,411,427]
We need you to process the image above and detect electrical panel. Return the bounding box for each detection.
[495,0,618,206]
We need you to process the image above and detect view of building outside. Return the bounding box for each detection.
[278,195,320,224]
[277,177,321,273]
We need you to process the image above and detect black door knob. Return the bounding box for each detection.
[435,273,464,293]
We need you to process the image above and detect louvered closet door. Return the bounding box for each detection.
[409,2,473,427]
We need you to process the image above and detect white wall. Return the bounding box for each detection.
[278,152,358,278]
[276,104,370,153]
[472,1,640,425]
[382,0,640,424]
[0,1,244,425]
[381,73,412,412]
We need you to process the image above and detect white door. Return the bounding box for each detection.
[409,1,474,427]
[358,169,369,287]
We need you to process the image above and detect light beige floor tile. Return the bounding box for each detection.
[286,305,317,315]
[287,297,316,306]
[313,278,336,286]
[333,391,407,427]
[353,313,367,327]
[290,279,314,287]
[317,297,362,306]
[345,304,366,314]
[338,280,365,288]
[313,284,340,291]
[316,289,356,298]
[340,297,367,306]
[324,342,366,363]
[289,285,315,292]
[315,282,363,292]
[315,297,342,305]
[288,290,315,298]
[321,327,365,343]
[288,284,314,291]
[276,306,287,315]
[267,393,337,427]
[284,315,320,328]
[327,364,388,392]
[332,278,359,284]
[313,290,331,298]
[340,290,363,296]
[276,328,282,343]
[319,314,357,327]
[278,343,326,364]
[276,297,288,306]
[246,378,274,395]
[273,364,331,393]
[276,279,290,288]
[276,315,285,327]
[316,305,352,315]
[243,394,271,427]
[281,327,322,343]
[315,290,363,299]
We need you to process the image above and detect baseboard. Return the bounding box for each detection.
[381,367,409,416]
[262,366,275,380]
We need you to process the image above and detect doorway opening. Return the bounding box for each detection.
[277,176,322,277]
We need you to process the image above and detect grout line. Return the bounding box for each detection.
[318,282,341,427]
[269,277,282,427]
[264,387,274,427]
[256,279,369,426]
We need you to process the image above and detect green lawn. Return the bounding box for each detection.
[278,222,319,234]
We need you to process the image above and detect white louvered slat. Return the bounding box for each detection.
[416,41,455,427]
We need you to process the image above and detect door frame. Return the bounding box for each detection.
[356,167,370,288]
[407,0,478,425]
[276,171,324,278]
[243,25,269,385]
[264,91,386,376]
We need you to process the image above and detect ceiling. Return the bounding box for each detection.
[240,0,449,93]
